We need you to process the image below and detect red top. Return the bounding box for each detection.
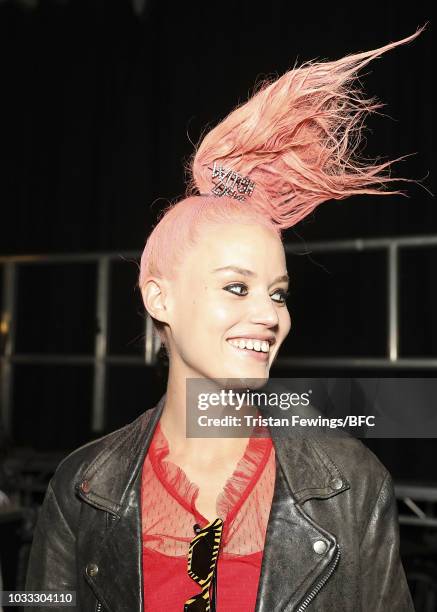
[140,420,276,611]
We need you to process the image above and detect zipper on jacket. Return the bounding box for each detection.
[295,545,341,612]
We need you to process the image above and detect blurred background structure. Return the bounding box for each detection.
[0,0,435,609]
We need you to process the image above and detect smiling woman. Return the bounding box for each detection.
[24,27,426,612]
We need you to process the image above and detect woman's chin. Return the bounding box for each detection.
[225,366,270,389]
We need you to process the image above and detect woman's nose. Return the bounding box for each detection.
[248,294,280,327]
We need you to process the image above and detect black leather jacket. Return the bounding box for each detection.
[25,393,415,611]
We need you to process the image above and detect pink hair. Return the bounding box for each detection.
[139,26,426,293]
[139,195,280,287]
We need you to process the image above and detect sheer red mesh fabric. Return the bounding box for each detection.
[141,420,276,611]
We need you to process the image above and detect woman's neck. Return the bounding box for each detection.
[159,368,250,464]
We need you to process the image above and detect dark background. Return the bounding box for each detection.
[0,1,435,600]
[0,1,434,254]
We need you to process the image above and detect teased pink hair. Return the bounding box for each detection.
[140,26,425,292]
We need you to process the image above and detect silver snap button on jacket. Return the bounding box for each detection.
[313,540,328,555]
[86,563,99,577]
[330,477,343,490]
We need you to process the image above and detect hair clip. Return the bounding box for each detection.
[209,161,255,201]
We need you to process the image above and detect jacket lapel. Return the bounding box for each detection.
[255,432,350,611]
[77,395,166,612]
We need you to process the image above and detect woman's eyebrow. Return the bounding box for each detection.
[212,265,289,284]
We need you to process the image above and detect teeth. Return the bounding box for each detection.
[228,339,270,353]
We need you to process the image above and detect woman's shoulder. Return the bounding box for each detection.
[312,431,395,504]
[56,415,141,476]
[274,427,394,510]
[316,431,388,471]
[49,406,158,505]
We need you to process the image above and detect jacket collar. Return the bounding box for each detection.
[77,392,350,612]
[76,395,163,516]
[77,392,349,510]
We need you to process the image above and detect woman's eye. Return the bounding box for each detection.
[224,283,248,296]
[272,289,290,304]
[224,284,289,304]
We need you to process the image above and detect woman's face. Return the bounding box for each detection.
[155,223,291,382]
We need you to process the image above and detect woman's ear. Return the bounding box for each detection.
[141,278,170,325]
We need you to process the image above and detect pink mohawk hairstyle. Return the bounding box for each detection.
[188,26,426,229]
[139,27,426,295]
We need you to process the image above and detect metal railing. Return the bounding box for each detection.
[1,234,436,436]
[281,234,437,369]
[0,251,160,436]
[396,484,437,529]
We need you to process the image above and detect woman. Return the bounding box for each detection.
[25,28,425,611]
